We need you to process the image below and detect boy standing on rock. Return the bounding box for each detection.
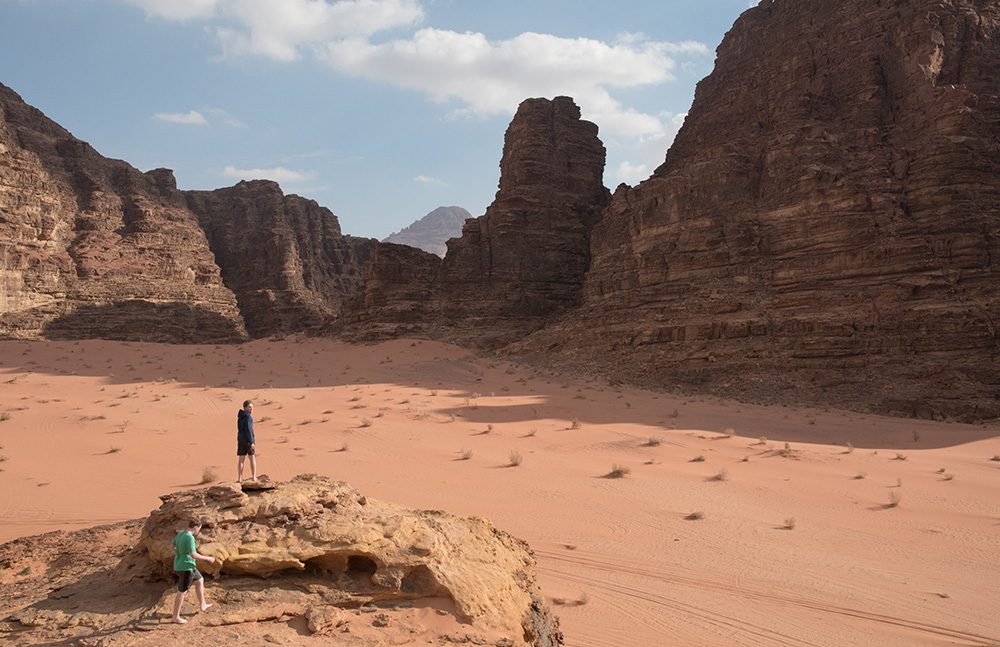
[171,520,216,624]
[237,400,257,482]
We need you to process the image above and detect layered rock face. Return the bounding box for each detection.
[345,97,610,344]
[185,182,377,337]
[383,205,470,257]
[516,0,1000,419]
[0,84,246,342]
[1,475,562,647]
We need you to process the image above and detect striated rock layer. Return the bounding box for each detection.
[514,0,1000,420]
[0,475,561,647]
[185,182,377,337]
[383,205,470,257]
[0,84,246,342]
[343,96,610,345]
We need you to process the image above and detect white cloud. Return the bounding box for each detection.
[413,174,446,186]
[322,29,704,140]
[222,165,316,183]
[152,108,244,127]
[615,161,650,186]
[128,0,424,61]
[153,110,208,125]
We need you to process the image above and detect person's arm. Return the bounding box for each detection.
[189,550,216,563]
[247,417,255,445]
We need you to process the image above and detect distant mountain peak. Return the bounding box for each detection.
[383,206,470,257]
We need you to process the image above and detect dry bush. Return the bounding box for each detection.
[684,511,705,521]
[887,490,902,507]
[322,409,334,415]
[669,408,680,419]
[350,395,361,402]
[0,412,10,422]
[338,443,349,452]
[757,436,768,446]
[893,453,907,461]
[991,455,1000,462]
[935,467,946,474]
[459,449,473,460]
[941,473,954,481]
[359,418,372,428]
[690,455,705,462]
[200,467,218,484]
[486,424,494,433]
[719,429,734,439]
[854,471,867,480]
[258,416,271,423]
[526,428,537,437]
[0,455,7,462]
[783,517,796,530]
[741,455,749,462]
[845,441,854,454]
[107,446,122,454]
[912,430,921,442]
[430,390,438,396]
[710,469,729,482]
[896,477,903,487]
[509,451,523,467]
[606,464,631,478]
[645,436,662,447]
[399,399,410,405]
[570,418,582,430]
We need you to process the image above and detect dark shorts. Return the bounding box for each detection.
[176,569,202,592]
[237,441,255,456]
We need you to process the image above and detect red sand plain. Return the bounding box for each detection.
[0,336,998,646]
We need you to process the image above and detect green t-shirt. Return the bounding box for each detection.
[172,530,197,571]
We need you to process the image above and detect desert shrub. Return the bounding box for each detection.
[570,418,582,430]
[200,467,218,484]
[459,449,473,460]
[887,490,902,507]
[942,473,954,481]
[783,517,796,530]
[854,471,867,480]
[359,418,372,428]
[690,455,705,462]
[509,451,523,467]
[0,412,10,422]
[912,430,921,442]
[645,436,663,447]
[684,511,704,521]
[107,446,122,454]
[710,469,729,481]
[894,453,907,461]
[606,464,631,478]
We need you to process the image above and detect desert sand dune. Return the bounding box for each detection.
[0,337,998,646]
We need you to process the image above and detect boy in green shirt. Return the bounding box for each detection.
[171,519,217,624]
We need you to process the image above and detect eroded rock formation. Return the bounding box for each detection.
[0,84,246,342]
[344,96,610,345]
[383,205,470,257]
[185,182,377,337]
[1,475,561,646]
[513,0,1000,420]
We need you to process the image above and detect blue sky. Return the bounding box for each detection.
[1,0,753,239]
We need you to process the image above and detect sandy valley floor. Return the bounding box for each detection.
[0,337,998,646]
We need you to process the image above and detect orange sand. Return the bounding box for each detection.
[0,337,997,646]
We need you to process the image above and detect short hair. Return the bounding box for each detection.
[243,400,253,409]
[188,519,202,529]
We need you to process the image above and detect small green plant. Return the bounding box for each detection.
[18,566,31,576]
[606,464,631,478]
[200,467,218,484]
[509,451,523,467]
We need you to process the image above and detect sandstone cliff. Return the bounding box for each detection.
[0,475,562,647]
[0,84,247,342]
[513,0,1000,420]
[344,96,610,345]
[185,182,377,337]
[383,205,470,257]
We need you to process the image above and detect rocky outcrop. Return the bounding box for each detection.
[513,0,1000,420]
[344,97,610,345]
[1,475,561,647]
[384,205,470,257]
[185,182,377,337]
[0,84,247,342]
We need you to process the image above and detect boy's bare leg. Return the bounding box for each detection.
[249,454,257,481]
[172,591,187,623]
[237,455,244,482]
[195,578,212,611]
